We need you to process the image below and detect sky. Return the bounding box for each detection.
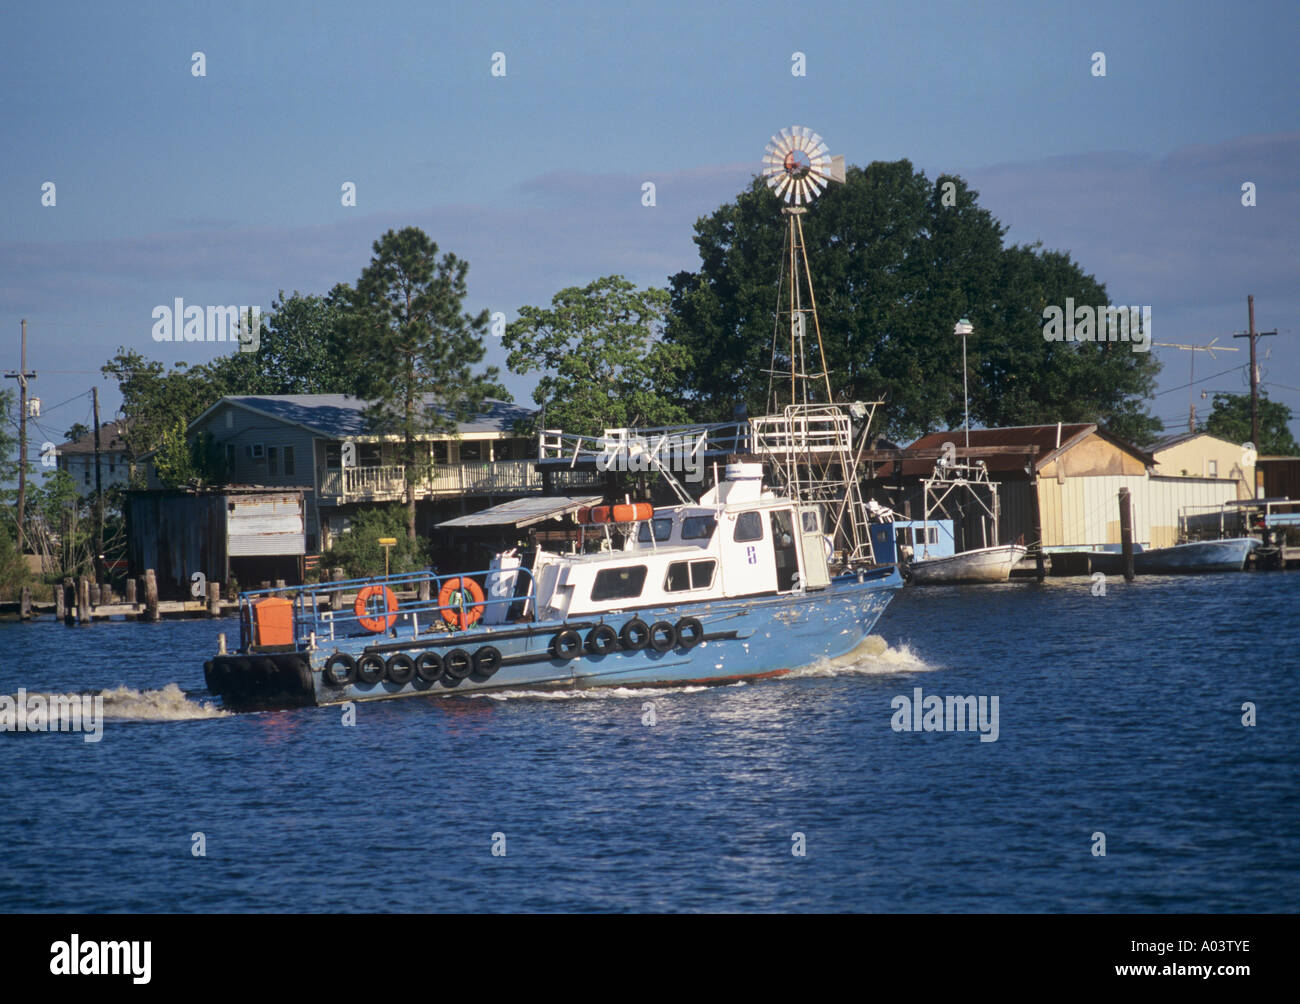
[2,0,1297,459]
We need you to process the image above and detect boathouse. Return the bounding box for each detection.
[871,423,1244,550]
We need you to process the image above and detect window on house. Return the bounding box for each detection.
[267,446,279,476]
[591,565,648,601]
[84,468,90,485]
[325,443,341,467]
[734,511,763,542]
[460,441,484,461]
[283,445,295,476]
[431,441,449,464]
[225,444,235,475]
[665,559,716,592]
[1208,459,1218,477]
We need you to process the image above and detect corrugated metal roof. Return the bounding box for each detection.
[197,395,535,440]
[438,495,604,529]
[872,424,1153,478]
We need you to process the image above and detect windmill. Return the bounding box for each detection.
[761,126,846,412]
[752,127,878,565]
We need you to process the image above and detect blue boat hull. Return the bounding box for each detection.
[204,568,902,709]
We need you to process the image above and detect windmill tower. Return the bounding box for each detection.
[762,126,846,412]
[752,127,880,565]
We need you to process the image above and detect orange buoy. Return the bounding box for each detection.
[439,576,486,630]
[354,584,398,633]
[590,506,612,523]
[612,502,653,523]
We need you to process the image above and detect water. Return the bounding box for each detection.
[1,573,1296,912]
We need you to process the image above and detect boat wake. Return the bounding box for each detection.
[467,684,714,703]
[787,635,935,678]
[0,682,231,721]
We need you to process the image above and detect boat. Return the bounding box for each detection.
[907,543,1028,584]
[202,460,903,710]
[873,458,1027,584]
[1081,537,1259,575]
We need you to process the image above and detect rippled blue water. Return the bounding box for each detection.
[1,572,1296,912]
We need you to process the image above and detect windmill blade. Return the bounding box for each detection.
[774,175,793,200]
[827,154,846,184]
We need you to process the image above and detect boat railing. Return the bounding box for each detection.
[236,567,537,651]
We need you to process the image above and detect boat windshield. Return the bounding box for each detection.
[681,515,717,541]
[637,518,672,543]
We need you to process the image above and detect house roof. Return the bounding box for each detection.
[881,423,1153,478]
[57,421,131,455]
[1148,430,1239,455]
[191,395,535,440]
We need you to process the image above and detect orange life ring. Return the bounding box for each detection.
[439,576,485,630]
[612,502,653,522]
[354,584,398,633]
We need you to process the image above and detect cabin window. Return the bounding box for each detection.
[801,509,820,533]
[283,445,295,476]
[665,559,716,592]
[927,527,939,544]
[682,515,717,540]
[895,526,913,546]
[637,518,672,543]
[591,565,648,601]
[734,511,763,542]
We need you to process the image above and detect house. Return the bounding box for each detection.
[1148,431,1255,499]
[871,423,1243,550]
[148,394,546,552]
[55,421,132,497]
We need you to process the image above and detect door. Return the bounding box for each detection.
[770,509,799,592]
[797,505,830,588]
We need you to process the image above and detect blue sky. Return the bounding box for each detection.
[3,0,1297,451]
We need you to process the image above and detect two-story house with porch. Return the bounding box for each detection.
[152,394,545,552]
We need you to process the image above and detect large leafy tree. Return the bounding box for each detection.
[343,227,505,539]
[1203,392,1298,455]
[503,275,690,437]
[666,163,1162,445]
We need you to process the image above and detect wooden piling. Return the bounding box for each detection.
[207,581,222,617]
[144,569,160,622]
[274,578,286,591]
[19,586,32,620]
[418,578,431,603]
[63,581,76,626]
[126,578,137,607]
[1119,488,1135,582]
[54,580,66,621]
[99,583,112,606]
[77,576,91,624]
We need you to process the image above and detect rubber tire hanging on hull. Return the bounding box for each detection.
[675,616,704,649]
[323,653,357,686]
[586,624,619,655]
[357,654,386,684]
[620,618,650,651]
[648,620,677,653]
[472,646,503,679]
[441,649,473,687]
[415,652,443,684]
[385,653,416,684]
[204,653,314,710]
[551,629,583,660]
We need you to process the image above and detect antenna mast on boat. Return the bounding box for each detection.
[752,127,880,564]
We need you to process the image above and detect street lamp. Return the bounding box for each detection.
[954,318,973,449]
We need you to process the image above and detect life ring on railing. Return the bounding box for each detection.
[354,584,398,633]
[439,577,486,630]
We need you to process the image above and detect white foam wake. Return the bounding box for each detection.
[80,683,229,720]
[786,634,935,678]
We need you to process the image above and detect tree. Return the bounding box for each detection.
[666,163,1162,445]
[63,422,91,443]
[503,275,690,437]
[1203,392,1298,455]
[342,227,506,539]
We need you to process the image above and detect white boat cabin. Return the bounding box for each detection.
[530,464,834,621]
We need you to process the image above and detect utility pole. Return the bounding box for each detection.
[92,386,104,582]
[1232,295,1277,449]
[4,319,37,553]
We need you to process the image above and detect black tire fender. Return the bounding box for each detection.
[619,618,650,651]
[356,653,385,684]
[442,648,473,681]
[675,616,704,649]
[385,653,416,685]
[415,651,443,683]
[586,623,619,656]
[648,620,676,653]
[472,646,503,678]
[551,629,583,660]
[323,653,356,686]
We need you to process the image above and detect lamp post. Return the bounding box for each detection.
[954,318,973,450]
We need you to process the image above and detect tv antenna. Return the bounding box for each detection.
[1152,337,1239,433]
